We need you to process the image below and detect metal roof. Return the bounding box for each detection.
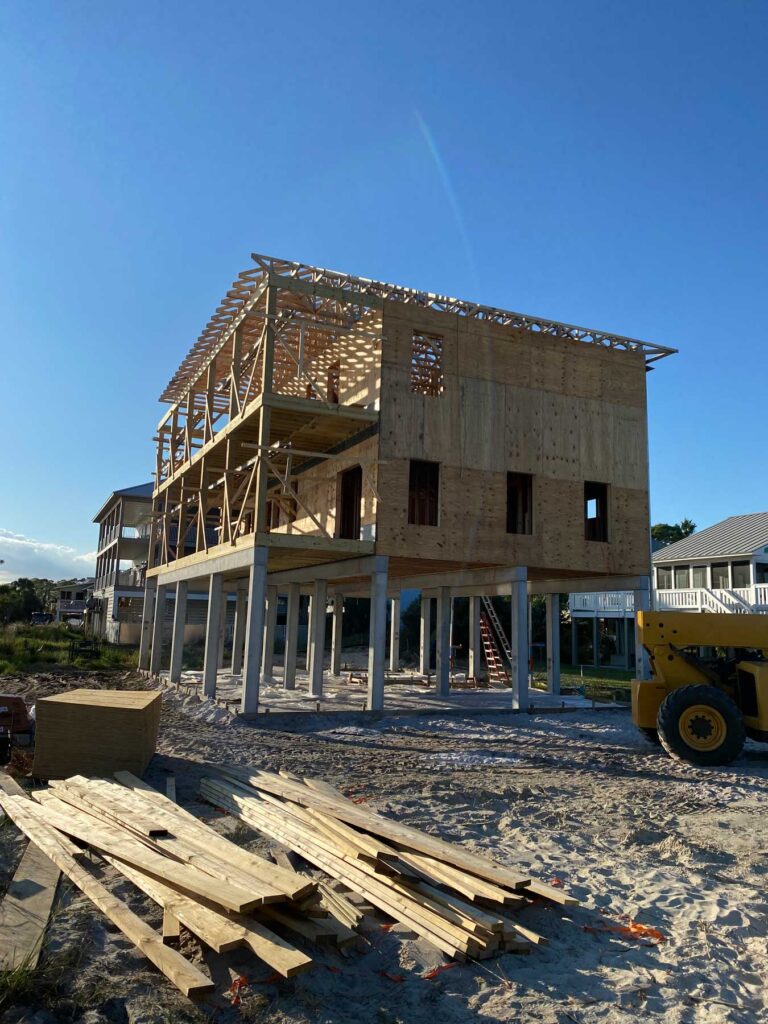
[160,251,678,404]
[652,513,768,562]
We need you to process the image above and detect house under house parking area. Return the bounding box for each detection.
[138,251,675,715]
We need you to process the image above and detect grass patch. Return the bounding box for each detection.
[531,665,633,703]
[0,624,138,674]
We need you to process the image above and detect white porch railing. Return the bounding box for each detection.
[571,585,768,615]
[570,592,635,614]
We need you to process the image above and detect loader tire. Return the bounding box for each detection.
[657,684,744,766]
[639,727,661,746]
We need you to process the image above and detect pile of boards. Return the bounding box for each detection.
[200,766,578,961]
[0,772,336,996]
[0,767,579,1002]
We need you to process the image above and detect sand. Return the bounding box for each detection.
[2,672,768,1023]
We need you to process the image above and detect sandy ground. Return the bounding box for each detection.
[2,671,768,1024]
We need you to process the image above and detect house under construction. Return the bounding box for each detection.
[139,252,675,712]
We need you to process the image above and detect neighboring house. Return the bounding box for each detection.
[139,250,674,710]
[91,483,153,643]
[53,579,94,623]
[652,512,768,613]
[569,512,768,666]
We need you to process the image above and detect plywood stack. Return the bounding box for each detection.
[200,767,580,960]
[32,689,161,779]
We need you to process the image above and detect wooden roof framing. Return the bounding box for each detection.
[160,251,677,406]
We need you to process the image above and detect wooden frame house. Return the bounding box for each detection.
[139,252,675,712]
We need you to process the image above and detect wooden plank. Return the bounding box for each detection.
[523,879,579,906]
[0,795,213,998]
[218,767,533,892]
[200,782,479,959]
[48,781,290,904]
[112,773,312,901]
[103,855,311,978]
[162,908,181,944]
[26,794,260,914]
[0,842,60,971]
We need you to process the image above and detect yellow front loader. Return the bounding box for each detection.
[632,611,768,766]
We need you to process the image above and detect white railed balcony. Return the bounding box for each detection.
[571,584,768,617]
[570,592,636,615]
[655,585,768,614]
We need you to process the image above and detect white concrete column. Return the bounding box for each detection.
[231,584,247,675]
[169,580,188,683]
[217,593,228,670]
[138,578,157,671]
[202,573,223,698]
[633,579,651,680]
[509,569,528,710]
[305,596,313,670]
[545,593,561,696]
[283,582,300,690]
[149,583,167,676]
[367,557,389,711]
[331,594,343,675]
[308,579,328,698]
[419,595,432,675]
[240,547,268,715]
[468,595,481,679]
[262,585,278,679]
[389,595,400,672]
[435,586,451,696]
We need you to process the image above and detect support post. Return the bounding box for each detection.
[149,584,167,676]
[308,580,328,698]
[305,596,313,670]
[468,595,481,679]
[367,557,389,711]
[509,569,528,710]
[633,579,651,680]
[435,587,451,696]
[545,593,561,696]
[283,582,300,690]
[231,584,247,675]
[217,594,228,670]
[389,595,400,672]
[169,581,188,683]
[331,594,343,675]
[240,547,268,715]
[138,578,157,671]
[262,585,278,679]
[419,595,432,675]
[202,573,223,698]
[592,616,599,667]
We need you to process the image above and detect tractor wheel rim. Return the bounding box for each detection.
[678,704,727,752]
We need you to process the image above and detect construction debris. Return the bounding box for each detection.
[199,766,579,961]
[0,767,580,1002]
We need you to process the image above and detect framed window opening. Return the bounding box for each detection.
[410,331,445,396]
[506,472,533,534]
[408,460,440,526]
[584,481,609,542]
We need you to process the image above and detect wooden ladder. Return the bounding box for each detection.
[479,611,511,687]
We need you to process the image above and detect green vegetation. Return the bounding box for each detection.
[0,624,138,675]
[651,518,696,546]
[532,664,633,703]
[0,578,57,625]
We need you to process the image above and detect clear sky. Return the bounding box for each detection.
[1,1,766,582]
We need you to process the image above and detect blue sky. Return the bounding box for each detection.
[1,1,766,582]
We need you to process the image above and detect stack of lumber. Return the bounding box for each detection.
[32,689,161,779]
[0,772,365,998]
[200,767,579,961]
